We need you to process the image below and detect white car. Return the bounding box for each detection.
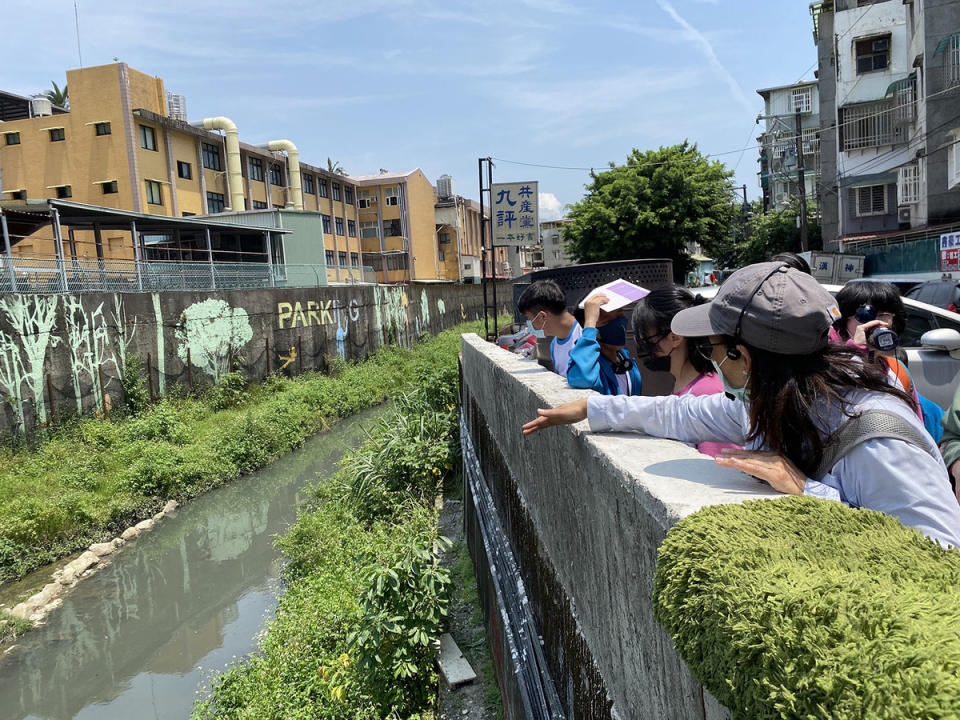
[693,283,960,409]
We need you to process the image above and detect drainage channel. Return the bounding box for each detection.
[0,405,385,720]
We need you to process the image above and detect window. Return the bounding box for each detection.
[303,174,314,194]
[139,125,157,150]
[949,133,960,189]
[384,218,402,236]
[438,249,446,262]
[384,185,399,206]
[49,127,65,142]
[206,191,225,213]
[102,181,118,195]
[202,142,222,171]
[182,212,196,217]
[95,122,111,136]
[348,219,357,237]
[5,132,20,145]
[358,189,373,208]
[325,250,335,266]
[55,185,72,199]
[361,221,378,239]
[439,232,451,244]
[335,217,344,235]
[322,214,332,233]
[9,190,25,200]
[856,35,890,74]
[177,161,192,180]
[318,178,329,198]
[851,184,887,216]
[344,187,354,205]
[897,164,920,205]
[249,158,264,181]
[269,163,283,186]
[943,33,960,88]
[339,251,347,267]
[253,200,268,209]
[351,252,359,267]
[332,182,341,202]
[839,101,898,150]
[791,87,812,113]
[145,180,163,205]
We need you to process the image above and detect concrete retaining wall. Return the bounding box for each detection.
[0,283,509,436]
[460,333,780,720]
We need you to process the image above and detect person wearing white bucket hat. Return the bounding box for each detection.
[523,262,960,548]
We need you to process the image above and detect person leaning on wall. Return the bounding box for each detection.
[523,262,960,548]
[516,280,582,380]
[566,290,643,396]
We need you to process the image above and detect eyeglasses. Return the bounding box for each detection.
[694,339,723,362]
[637,331,666,352]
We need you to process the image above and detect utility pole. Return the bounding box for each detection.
[795,109,809,252]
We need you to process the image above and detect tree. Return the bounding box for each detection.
[737,198,821,266]
[564,142,737,282]
[45,81,68,109]
[327,158,345,175]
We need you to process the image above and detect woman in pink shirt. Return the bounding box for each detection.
[632,285,741,457]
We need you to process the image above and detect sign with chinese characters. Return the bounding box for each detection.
[491,181,538,247]
[941,232,960,273]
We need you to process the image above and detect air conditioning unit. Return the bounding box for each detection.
[358,198,371,209]
[898,207,912,224]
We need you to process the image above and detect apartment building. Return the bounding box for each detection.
[539,219,574,269]
[756,81,821,211]
[0,63,362,277]
[812,0,960,275]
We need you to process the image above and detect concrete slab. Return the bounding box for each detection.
[438,632,477,688]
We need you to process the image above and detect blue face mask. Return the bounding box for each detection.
[710,357,750,403]
[598,316,627,346]
[526,320,545,339]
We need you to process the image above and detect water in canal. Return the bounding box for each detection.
[0,406,384,720]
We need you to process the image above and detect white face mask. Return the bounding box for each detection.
[710,355,750,403]
[526,320,545,339]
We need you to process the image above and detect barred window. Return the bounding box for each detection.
[897,164,920,205]
[791,87,812,113]
[840,102,897,150]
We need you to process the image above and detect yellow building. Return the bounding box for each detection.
[0,63,363,274]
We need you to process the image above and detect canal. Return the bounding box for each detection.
[0,406,384,720]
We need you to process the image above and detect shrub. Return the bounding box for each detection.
[207,371,248,411]
[653,496,960,720]
[120,353,151,414]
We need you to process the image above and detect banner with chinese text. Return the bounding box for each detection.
[941,232,960,273]
[491,181,538,247]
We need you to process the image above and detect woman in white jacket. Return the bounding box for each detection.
[522,262,960,548]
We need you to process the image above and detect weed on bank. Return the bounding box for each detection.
[0,322,483,585]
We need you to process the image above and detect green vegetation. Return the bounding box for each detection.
[192,361,462,719]
[653,496,960,720]
[0,322,483,584]
[0,608,32,642]
[564,142,736,281]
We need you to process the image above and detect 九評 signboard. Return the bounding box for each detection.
[941,232,960,272]
[491,181,538,247]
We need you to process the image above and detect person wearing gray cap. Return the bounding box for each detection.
[522,261,960,548]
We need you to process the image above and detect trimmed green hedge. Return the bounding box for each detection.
[653,496,960,720]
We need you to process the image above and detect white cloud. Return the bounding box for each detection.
[539,192,565,221]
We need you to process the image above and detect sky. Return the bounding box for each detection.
[2,0,820,220]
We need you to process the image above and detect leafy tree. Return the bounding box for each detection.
[45,81,68,109]
[326,157,344,175]
[737,198,821,266]
[564,142,737,281]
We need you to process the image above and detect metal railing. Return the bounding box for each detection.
[0,257,377,294]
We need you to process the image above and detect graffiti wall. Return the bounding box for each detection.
[0,283,512,437]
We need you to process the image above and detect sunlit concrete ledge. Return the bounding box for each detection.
[460,332,779,720]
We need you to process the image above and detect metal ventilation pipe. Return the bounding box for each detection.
[197,117,245,212]
[263,140,303,210]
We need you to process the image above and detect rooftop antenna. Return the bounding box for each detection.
[73,0,83,67]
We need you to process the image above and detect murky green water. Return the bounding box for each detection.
[0,407,383,720]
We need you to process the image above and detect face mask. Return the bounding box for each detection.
[598,316,627,346]
[643,354,671,373]
[710,357,750,403]
[526,320,545,340]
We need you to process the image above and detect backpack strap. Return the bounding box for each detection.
[881,355,913,396]
[814,410,934,481]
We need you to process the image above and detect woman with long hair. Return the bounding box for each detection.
[523,262,960,547]
[632,285,739,457]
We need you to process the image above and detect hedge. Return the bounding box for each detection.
[653,496,960,720]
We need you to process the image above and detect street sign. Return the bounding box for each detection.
[940,231,960,272]
[491,181,538,247]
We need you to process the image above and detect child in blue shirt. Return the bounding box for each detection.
[517,280,582,379]
[567,291,643,395]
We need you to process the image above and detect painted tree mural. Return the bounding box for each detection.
[64,296,113,413]
[111,294,138,382]
[175,298,253,381]
[0,295,59,426]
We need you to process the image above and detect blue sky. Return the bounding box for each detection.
[3,0,818,219]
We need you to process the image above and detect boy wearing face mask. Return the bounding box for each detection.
[517,280,582,379]
[566,291,643,395]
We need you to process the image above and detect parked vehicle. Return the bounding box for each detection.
[905,279,960,313]
[695,282,960,408]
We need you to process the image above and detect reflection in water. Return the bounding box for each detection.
[0,407,382,720]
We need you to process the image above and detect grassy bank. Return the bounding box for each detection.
[192,360,462,719]
[0,322,485,585]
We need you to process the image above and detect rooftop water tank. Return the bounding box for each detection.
[30,96,52,117]
[437,174,456,200]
